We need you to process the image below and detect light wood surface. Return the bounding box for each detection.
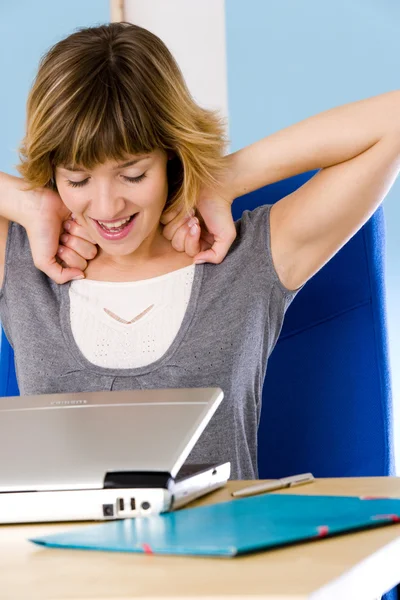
[2,478,400,600]
[110,0,125,23]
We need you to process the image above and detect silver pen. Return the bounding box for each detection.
[231,472,315,498]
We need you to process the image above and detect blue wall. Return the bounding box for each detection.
[0,0,110,175]
[225,0,400,470]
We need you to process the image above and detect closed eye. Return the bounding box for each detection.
[124,173,146,184]
[67,173,147,188]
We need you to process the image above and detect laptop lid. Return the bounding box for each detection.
[0,388,223,492]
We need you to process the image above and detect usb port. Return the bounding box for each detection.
[118,498,124,511]
[130,498,136,510]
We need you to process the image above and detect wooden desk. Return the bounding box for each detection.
[2,478,400,600]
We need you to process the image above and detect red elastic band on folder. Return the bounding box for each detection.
[142,543,154,555]
[317,525,329,537]
[360,496,391,500]
[371,514,400,523]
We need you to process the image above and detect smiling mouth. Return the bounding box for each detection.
[93,214,136,232]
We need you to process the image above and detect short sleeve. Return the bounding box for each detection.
[236,204,304,307]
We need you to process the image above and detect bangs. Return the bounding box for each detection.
[51,69,161,170]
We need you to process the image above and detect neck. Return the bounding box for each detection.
[85,224,195,282]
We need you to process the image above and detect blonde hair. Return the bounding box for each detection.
[17,22,227,215]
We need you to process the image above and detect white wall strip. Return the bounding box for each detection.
[124,0,228,125]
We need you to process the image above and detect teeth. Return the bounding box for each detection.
[98,216,131,229]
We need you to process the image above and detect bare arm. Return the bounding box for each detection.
[226,90,400,290]
[0,172,35,224]
[0,172,39,287]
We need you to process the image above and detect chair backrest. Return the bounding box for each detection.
[232,172,395,478]
[0,173,394,479]
[0,328,18,397]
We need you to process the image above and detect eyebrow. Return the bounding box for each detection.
[61,156,150,172]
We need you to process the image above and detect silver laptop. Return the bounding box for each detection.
[0,388,230,524]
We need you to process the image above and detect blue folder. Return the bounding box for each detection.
[30,494,400,557]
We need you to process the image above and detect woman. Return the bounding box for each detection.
[1,22,399,479]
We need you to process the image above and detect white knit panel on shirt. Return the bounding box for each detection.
[69,264,195,368]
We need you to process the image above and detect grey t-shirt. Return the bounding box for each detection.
[0,204,300,479]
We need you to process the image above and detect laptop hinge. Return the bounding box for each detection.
[104,471,175,490]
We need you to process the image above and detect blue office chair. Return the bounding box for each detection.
[0,328,18,397]
[231,173,394,480]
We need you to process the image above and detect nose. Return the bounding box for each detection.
[91,180,127,220]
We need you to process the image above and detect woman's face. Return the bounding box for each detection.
[55,149,169,258]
